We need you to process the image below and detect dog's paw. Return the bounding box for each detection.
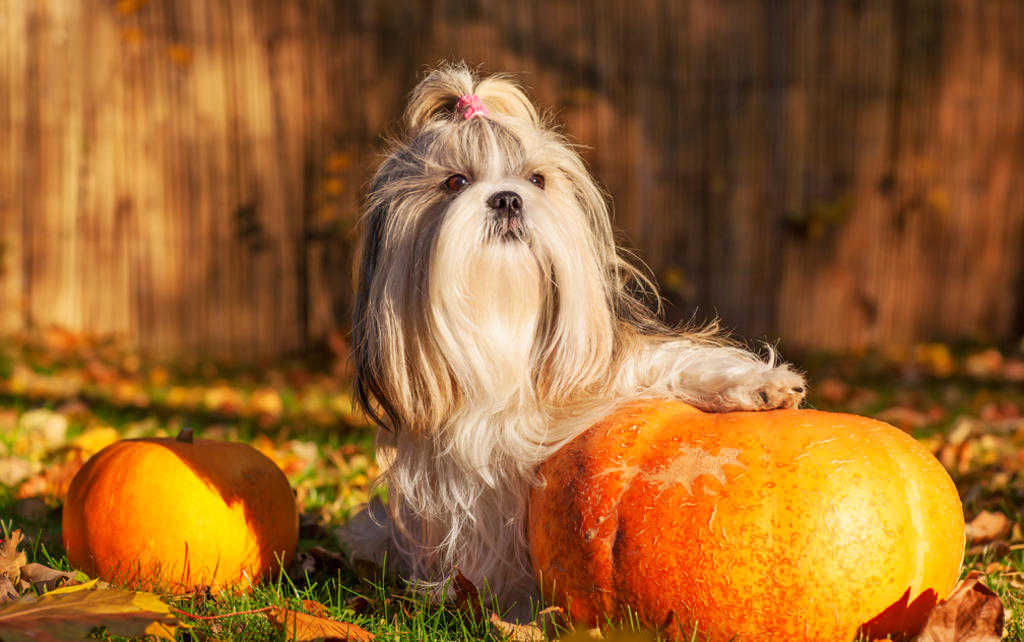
[716,365,807,411]
[753,365,806,409]
[338,496,393,567]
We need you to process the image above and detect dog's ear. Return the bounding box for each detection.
[403,62,541,131]
[352,198,459,435]
[352,203,391,430]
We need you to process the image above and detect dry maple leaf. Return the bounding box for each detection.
[265,606,375,641]
[0,530,27,584]
[917,572,1004,642]
[489,611,546,642]
[0,578,181,642]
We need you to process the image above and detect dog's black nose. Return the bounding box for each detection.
[487,191,523,218]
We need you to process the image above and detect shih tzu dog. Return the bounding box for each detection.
[346,63,806,614]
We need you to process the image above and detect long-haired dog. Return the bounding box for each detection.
[346,63,806,614]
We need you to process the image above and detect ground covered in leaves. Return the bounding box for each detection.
[1,329,1023,640]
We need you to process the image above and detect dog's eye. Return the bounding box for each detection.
[444,174,470,192]
[529,173,545,190]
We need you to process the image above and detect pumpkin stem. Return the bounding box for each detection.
[177,427,195,444]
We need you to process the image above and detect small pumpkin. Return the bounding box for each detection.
[529,400,964,641]
[62,429,298,592]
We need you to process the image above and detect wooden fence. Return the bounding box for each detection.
[1,0,1022,359]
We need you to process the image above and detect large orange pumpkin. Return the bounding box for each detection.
[62,430,298,592]
[529,400,965,641]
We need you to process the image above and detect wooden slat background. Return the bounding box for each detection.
[1,0,1022,359]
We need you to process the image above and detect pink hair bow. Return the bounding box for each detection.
[456,94,489,120]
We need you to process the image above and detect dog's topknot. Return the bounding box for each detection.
[403,62,541,131]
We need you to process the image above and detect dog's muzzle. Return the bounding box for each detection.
[487,190,526,241]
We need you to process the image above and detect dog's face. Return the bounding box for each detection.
[354,66,636,433]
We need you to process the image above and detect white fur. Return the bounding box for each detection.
[346,63,806,617]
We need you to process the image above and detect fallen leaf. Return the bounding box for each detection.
[203,384,243,415]
[261,438,318,476]
[489,611,545,641]
[0,409,18,433]
[19,563,79,593]
[917,343,956,377]
[965,541,1010,560]
[301,599,331,618]
[15,451,86,500]
[536,605,572,635]
[248,388,283,420]
[965,511,1012,545]
[965,350,1004,378]
[265,606,375,641]
[488,607,572,641]
[0,530,27,583]
[917,572,1004,642]
[54,399,92,422]
[69,426,120,456]
[1003,358,1024,381]
[0,577,18,605]
[0,578,181,642]
[0,457,35,486]
[452,569,483,618]
[12,409,68,457]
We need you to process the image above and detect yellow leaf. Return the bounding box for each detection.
[0,578,183,642]
[70,426,120,457]
[247,388,283,419]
